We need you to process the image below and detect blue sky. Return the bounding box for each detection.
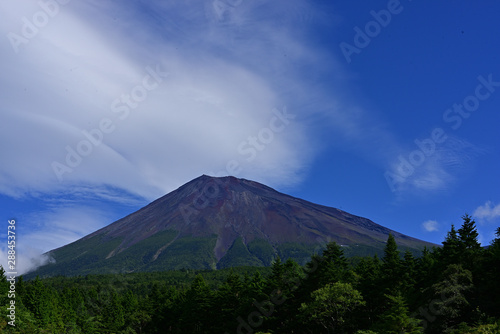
[1,0,499,274]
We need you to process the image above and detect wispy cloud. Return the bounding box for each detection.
[0,247,54,277]
[474,201,500,222]
[384,135,482,195]
[0,205,113,274]
[0,0,335,202]
[0,0,411,203]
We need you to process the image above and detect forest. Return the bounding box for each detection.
[1,214,499,333]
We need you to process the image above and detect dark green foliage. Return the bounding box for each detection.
[218,237,265,268]
[101,290,125,331]
[373,292,423,334]
[300,242,351,297]
[428,264,474,333]
[276,242,320,265]
[440,224,461,266]
[23,277,55,326]
[26,232,220,278]
[106,229,179,269]
[0,266,9,306]
[29,234,124,277]
[142,235,219,271]
[353,255,382,328]
[401,251,417,294]
[439,215,482,273]
[479,227,500,317]
[457,215,481,252]
[300,282,365,333]
[382,233,402,283]
[180,274,214,332]
[4,215,499,333]
[247,238,277,265]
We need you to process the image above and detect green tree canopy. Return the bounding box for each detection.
[299,282,365,333]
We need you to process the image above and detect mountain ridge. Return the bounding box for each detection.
[30,175,437,277]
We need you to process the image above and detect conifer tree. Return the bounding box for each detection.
[181,274,214,333]
[268,256,284,290]
[353,255,382,328]
[440,224,459,263]
[381,234,402,291]
[102,290,125,331]
[373,292,423,334]
[248,270,267,300]
[216,270,244,331]
[321,242,350,283]
[401,251,417,293]
[457,214,482,272]
[457,214,481,251]
[478,226,500,317]
[430,264,473,333]
[411,247,438,311]
[301,242,350,299]
[0,266,9,306]
[23,276,55,327]
[382,234,400,270]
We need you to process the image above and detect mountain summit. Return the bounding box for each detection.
[31,175,435,277]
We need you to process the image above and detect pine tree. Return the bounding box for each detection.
[247,270,267,301]
[457,214,481,250]
[382,234,400,273]
[301,242,350,298]
[478,226,500,317]
[148,284,178,333]
[457,214,482,272]
[401,251,417,293]
[268,256,283,284]
[292,241,352,333]
[439,223,468,274]
[24,276,55,327]
[494,227,500,246]
[353,255,382,328]
[59,287,79,330]
[0,266,10,330]
[412,247,438,311]
[100,289,125,331]
[180,274,214,333]
[216,270,244,332]
[0,266,9,305]
[381,234,402,291]
[265,257,304,332]
[321,242,350,283]
[430,264,473,333]
[373,292,423,334]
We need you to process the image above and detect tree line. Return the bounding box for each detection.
[1,214,499,333]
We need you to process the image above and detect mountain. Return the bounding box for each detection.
[29,175,436,277]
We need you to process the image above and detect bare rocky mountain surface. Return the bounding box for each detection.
[28,175,436,277]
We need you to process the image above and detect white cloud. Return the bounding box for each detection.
[384,135,482,195]
[474,201,500,222]
[0,247,54,277]
[0,0,328,203]
[0,205,114,274]
[422,220,439,232]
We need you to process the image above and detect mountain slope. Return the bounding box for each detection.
[29,175,436,277]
